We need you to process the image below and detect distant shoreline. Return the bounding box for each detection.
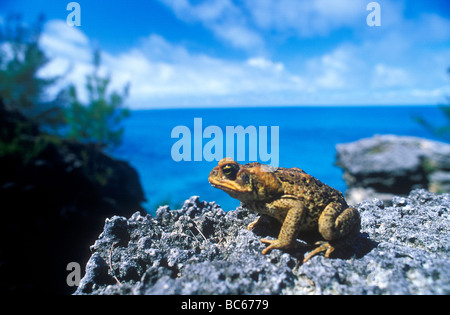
[125,104,440,111]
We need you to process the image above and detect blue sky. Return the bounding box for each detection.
[1,0,450,108]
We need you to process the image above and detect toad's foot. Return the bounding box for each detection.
[260,238,297,255]
[247,217,261,230]
[302,241,335,263]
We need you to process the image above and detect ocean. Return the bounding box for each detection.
[112,106,446,214]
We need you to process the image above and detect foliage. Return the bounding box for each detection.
[0,107,61,166]
[0,14,65,131]
[64,49,130,150]
[0,14,130,150]
[414,67,450,142]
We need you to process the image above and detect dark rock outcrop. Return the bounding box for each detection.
[0,103,145,294]
[336,135,450,204]
[75,190,449,295]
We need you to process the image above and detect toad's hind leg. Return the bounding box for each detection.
[319,202,360,241]
[303,203,360,262]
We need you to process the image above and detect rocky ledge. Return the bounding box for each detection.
[75,189,449,295]
[336,135,450,205]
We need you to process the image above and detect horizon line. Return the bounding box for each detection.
[125,103,440,110]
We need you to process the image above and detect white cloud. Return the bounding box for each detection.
[39,20,90,61]
[159,0,264,51]
[247,57,284,72]
[37,1,450,109]
[210,23,264,51]
[244,0,367,37]
[37,25,306,108]
[305,45,363,90]
[371,64,412,88]
[159,0,230,23]
[107,35,306,107]
[37,20,94,102]
[412,86,450,99]
[159,0,369,50]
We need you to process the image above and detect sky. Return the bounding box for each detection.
[1,0,450,108]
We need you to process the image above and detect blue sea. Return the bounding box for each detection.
[113,106,446,214]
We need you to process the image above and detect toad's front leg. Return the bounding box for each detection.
[260,200,305,255]
[247,216,262,230]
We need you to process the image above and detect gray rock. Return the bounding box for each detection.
[75,191,450,295]
[429,171,450,193]
[336,135,450,204]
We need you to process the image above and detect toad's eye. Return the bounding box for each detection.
[222,164,239,179]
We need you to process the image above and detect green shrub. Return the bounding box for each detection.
[0,14,65,131]
[64,49,130,150]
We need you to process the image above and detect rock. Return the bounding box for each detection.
[429,171,450,193]
[75,190,450,295]
[336,135,450,205]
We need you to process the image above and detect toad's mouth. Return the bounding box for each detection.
[209,178,251,194]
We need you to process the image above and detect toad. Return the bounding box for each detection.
[209,158,360,262]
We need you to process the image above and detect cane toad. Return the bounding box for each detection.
[209,158,360,262]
